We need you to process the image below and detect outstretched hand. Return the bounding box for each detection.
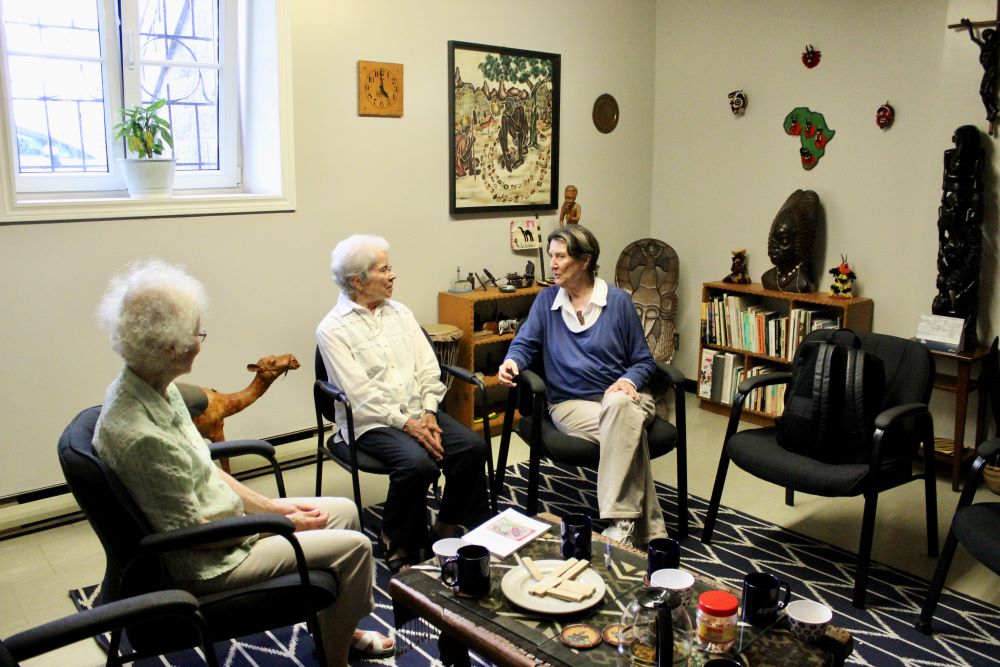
[498,359,520,387]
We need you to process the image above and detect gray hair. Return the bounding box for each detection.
[96,259,208,375]
[330,234,390,294]
[547,225,600,281]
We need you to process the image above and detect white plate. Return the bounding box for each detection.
[500,559,606,614]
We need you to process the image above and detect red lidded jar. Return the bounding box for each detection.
[696,590,738,651]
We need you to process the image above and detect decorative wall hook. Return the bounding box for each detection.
[801,44,821,68]
[876,101,895,130]
[728,90,748,116]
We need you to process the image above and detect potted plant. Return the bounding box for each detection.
[114,98,175,198]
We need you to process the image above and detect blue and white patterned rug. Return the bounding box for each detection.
[71,460,1000,666]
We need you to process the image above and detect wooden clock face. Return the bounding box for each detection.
[358,61,403,117]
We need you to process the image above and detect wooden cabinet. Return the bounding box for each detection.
[438,285,542,431]
[697,281,874,423]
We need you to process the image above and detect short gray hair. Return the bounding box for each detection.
[547,225,600,280]
[330,234,390,294]
[97,259,208,375]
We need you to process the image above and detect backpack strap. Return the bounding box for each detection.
[813,341,836,442]
[843,347,867,447]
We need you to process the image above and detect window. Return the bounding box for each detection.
[0,0,294,222]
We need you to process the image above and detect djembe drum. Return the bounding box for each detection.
[425,323,463,390]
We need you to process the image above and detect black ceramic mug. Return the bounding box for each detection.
[441,544,491,598]
[646,537,681,578]
[740,572,791,627]
[560,513,592,560]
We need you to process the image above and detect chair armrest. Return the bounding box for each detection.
[873,402,929,432]
[519,368,547,395]
[139,514,293,553]
[208,439,276,461]
[441,364,484,390]
[736,371,792,397]
[977,437,1000,461]
[316,379,349,405]
[4,590,203,662]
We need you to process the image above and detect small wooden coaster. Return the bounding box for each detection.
[602,623,628,647]
[559,623,602,649]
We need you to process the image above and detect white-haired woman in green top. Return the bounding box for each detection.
[93,259,393,666]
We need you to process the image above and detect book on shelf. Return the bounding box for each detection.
[698,349,718,399]
[719,353,739,405]
[710,353,726,403]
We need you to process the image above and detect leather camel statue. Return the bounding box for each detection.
[178,353,301,443]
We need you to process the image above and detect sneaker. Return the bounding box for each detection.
[601,519,636,546]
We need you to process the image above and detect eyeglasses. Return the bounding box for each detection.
[195,330,207,343]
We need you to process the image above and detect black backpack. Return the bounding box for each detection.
[776,329,885,464]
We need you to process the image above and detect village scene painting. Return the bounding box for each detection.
[449,41,560,214]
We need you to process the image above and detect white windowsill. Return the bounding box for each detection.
[0,190,296,224]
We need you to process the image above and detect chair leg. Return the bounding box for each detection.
[922,418,939,558]
[917,530,961,634]
[853,491,879,609]
[307,611,327,666]
[785,487,794,506]
[676,447,688,539]
[314,450,324,497]
[701,449,731,544]
[351,469,365,534]
[526,447,541,516]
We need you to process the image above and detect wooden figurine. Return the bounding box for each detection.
[829,256,857,298]
[559,184,581,227]
[723,248,752,284]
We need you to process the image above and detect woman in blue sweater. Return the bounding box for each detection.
[498,226,665,546]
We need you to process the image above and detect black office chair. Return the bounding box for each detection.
[495,360,689,538]
[916,437,1000,633]
[1,590,216,667]
[701,331,939,609]
[58,407,338,665]
[314,344,497,535]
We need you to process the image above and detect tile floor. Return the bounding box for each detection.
[2,393,997,666]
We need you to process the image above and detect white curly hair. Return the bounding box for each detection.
[97,259,208,375]
[330,234,390,295]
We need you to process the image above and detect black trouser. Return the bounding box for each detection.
[356,412,490,552]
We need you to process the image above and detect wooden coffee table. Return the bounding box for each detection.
[389,515,853,666]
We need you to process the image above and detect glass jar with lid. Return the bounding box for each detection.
[695,590,738,652]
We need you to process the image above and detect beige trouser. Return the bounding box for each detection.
[549,390,666,541]
[188,497,373,666]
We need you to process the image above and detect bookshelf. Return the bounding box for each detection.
[698,281,874,423]
[438,285,543,432]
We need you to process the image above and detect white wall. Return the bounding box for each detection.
[0,0,657,497]
[653,0,1000,393]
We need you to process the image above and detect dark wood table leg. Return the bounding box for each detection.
[438,633,472,667]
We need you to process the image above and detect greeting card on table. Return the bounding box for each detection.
[463,508,551,558]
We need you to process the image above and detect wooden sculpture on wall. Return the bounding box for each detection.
[615,238,679,363]
[933,125,985,346]
[179,353,301,443]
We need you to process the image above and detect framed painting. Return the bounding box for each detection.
[449,41,560,214]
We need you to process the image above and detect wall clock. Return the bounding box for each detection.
[358,60,403,117]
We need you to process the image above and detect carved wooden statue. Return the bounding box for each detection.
[179,353,301,442]
[933,125,984,344]
[615,238,679,362]
[760,190,820,293]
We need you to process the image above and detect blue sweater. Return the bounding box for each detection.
[505,285,656,404]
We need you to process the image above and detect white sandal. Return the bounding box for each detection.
[349,630,395,657]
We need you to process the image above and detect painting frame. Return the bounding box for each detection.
[449,40,560,215]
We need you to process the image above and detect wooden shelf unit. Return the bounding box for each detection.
[698,281,874,422]
[438,285,543,431]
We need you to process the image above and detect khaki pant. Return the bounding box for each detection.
[549,391,666,541]
[188,496,373,665]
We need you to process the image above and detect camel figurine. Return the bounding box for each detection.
[178,353,300,443]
